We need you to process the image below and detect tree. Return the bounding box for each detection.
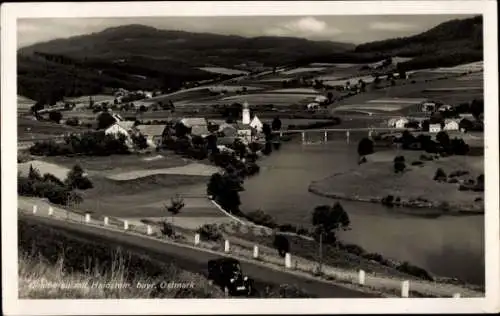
[357,138,374,160]
[459,118,474,132]
[436,131,450,148]
[132,133,149,150]
[28,165,42,181]
[271,117,282,131]
[433,168,447,182]
[312,202,350,243]
[273,234,290,257]
[470,98,483,120]
[232,138,247,159]
[49,111,63,123]
[393,156,406,173]
[65,164,93,190]
[327,92,334,104]
[139,105,147,113]
[97,112,117,130]
[421,120,430,132]
[164,195,185,226]
[207,172,243,215]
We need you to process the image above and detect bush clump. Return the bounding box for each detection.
[244,210,277,228]
[196,224,223,242]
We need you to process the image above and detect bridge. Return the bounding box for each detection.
[272,127,416,144]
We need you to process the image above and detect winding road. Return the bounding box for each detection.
[19,214,379,298]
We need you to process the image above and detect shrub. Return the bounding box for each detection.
[397,262,433,281]
[362,252,384,262]
[278,223,297,233]
[65,117,79,126]
[66,164,93,190]
[340,243,366,256]
[197,224,223,242]
[245,210,277,228]
[433,168,447,182]
[49,111,63,123]
[381,195,394,207]
[273,234,290,257]
[160,221,175,237]
[411,161,423,166]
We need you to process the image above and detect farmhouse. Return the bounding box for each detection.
[443,119,460,131]
[180,117,210,137]
[136,124,167,148]
[388,117,409,129]
[429,124,442,133]
[105,121,136,148]
[249,115,263,133]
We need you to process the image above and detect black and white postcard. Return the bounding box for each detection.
[1,1,499,314]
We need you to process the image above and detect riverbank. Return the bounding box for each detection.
[309,151,484,215]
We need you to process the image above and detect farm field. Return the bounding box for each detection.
[65,94,115,104]
[218,93,318,106]
[281,67,326,75]
[18,117,90,139]
[199,67,249,75]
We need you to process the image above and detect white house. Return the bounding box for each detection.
[388,117,409,129]
[429,124,442,133]
[438,104,453,112]
[443,119,459,131]
[105,121,136,148]
[249,115,263,133]
[307,102,320,111]
[314,95,328,104]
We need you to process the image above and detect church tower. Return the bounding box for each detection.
[242,101,250,124]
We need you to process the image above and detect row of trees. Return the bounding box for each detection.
[29,132,130,156]
[18,164,93,206]
[396,130,470,156]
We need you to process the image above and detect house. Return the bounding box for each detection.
[421,102,436,112]
[314,95,328,104]
[180,118,209,137]
[105,121,136,148]
[136,124,167,148]
[307,102,320,111]
[249,115,263,133]
[438,104,453,112]
[429,124,442,133]
[388,117,409,129]
[443,119,459,131]
[218,122,239,137]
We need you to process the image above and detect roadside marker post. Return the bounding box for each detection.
[85,213,91,223]
[401,280,410,298]
[301,132,305,144]
[224,240,230,253]
[194,233,200,246]
[323,131,328,143]
[48,206,54,216]
[358,270,366,285]
[123,220,129,230]
[285,253,292,269]
[32,205,37,214]
[147,225,153,235]
[104,217,109,226]
[346,130,350,144]
[253,245,259,259]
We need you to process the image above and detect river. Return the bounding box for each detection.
[238,132,485,285]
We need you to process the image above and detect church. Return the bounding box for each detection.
[236,102,263,143]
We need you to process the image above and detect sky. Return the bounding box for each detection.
[18,14,475,48]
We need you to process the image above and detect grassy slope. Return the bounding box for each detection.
[310,150,484,213]
[18,218,224,298]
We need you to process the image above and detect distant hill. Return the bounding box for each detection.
[354,15,483,70]
[294,15,483,70]
[18,24,353,103]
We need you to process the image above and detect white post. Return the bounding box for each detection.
[32,205,37,214]
[85,213,90,223]
[104,216,109,226]
[368,130,373,139]
[285,253,292,269]
[401,280,410,298]
[123,220,129,230]
[323,131,328,143]
[224,240,230,253]
[224,287,229,297]
[48,206,54,216]
[147,225,153,235]
[453,293,461,298]
[358,270,366,285]
[194,233,200,246]
[346,130,350,144]
[253,245,259,259]
[301,132,305,144]
[279,131,283,137]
